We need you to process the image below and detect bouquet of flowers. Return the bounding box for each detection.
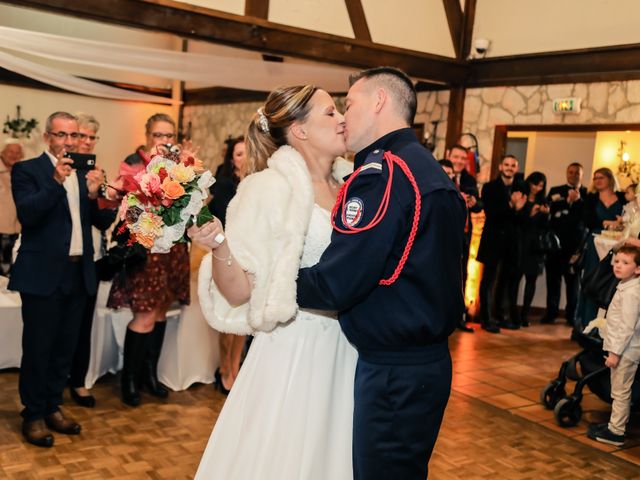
[117,144,214,253]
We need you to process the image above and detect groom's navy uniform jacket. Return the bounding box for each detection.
[297,128,465,358]
[297,128,466,480]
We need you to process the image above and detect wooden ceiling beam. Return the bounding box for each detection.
[345,0,371,42]
[244,0,268,20]
[183,86,269,105]
[459,0,477,62]
[468,43,640,87]
[442,0,463,59]
[2,0,467,84]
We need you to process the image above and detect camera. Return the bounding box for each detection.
[474,38,490,56]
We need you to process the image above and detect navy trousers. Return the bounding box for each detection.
[19,261,87,421]
[353,352,452,480]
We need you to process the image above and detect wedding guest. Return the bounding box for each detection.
[477,155,525,333]
[438,159,454,180]
[448,144,482,332]
[508,171,549,327]
[107,113,190,406]
[207,136,247,394]
[542,163,587,325]
[68,113,104,407]
[575,167,625,329]
[10,112,113,447]
[587,245,640,446]
[0,139,23,276]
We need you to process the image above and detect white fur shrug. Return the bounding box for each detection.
[198,145,352,335]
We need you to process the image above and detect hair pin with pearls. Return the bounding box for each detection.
[257,108,270,134]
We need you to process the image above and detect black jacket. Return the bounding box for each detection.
[547,184,587,255]
[9,153,115,296]
[476,176,518,265]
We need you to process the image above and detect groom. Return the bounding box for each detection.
[297,67,466,479]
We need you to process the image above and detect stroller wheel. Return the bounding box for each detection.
[540,381,566,410]
[554,396,583,427]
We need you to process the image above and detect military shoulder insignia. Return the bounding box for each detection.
[360,149,384,176]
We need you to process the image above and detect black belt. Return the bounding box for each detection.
[68,255,82,262]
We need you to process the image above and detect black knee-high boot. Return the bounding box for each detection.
[141,322,169,398]
[121,328,148,407]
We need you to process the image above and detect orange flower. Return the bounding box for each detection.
[135,232,156,249]
[162,177,185,199]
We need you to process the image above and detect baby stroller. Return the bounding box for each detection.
[540,329,640,427]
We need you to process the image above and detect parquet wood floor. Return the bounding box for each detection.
[1,318,639,479]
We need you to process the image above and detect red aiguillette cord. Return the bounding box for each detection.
[330,151,422,286]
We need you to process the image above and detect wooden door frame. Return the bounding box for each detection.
[490,123,640,180]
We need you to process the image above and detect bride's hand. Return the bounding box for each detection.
[187,217,226,250]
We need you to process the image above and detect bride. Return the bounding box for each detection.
[188,85,357,479]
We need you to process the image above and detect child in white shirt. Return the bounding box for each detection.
[588,245,640,446]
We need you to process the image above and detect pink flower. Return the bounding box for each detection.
[135,171,162,197]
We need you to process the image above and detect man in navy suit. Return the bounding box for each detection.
[9,111,115,447]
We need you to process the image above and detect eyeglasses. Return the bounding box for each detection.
[150,132,175,139]
[47,131,79,139]
[79,133,99,142]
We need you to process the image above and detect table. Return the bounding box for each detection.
[0,283,22,370]
[86,280,219,391]
[593,233,623,260]
[1,279,219,391]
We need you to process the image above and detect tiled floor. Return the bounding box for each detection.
[451,317,640,466]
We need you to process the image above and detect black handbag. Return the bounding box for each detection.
[581,250,619,309]
[534,228,562,254]
[95,223,147,282]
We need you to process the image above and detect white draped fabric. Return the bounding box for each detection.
[0,26,352,100]
[0,50,177,104]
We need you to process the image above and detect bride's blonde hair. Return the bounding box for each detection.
[245,85,318,176]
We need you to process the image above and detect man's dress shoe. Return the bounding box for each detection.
[22,419,54,447]
[45,411,81,435]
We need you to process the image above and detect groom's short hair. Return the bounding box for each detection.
[349,67,417,125]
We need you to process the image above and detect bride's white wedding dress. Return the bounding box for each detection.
[195,205,358,480]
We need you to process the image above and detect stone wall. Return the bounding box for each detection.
[184,91,450,171]
[415,90,450,159]
[182,102,263,170]
[462,80,640,182]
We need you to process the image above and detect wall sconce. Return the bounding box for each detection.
[619,140,632,174]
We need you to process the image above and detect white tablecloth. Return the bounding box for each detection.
[0,287,22,370]
[0,279,219,391]
[593,233,623,260]
[86,280,219,391]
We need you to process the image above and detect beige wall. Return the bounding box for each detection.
[0,85,175,180]
[592,131,640,189]
[507,131,597,189]
[474,0,640,57]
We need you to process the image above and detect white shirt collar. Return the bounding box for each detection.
[45,150,59,166]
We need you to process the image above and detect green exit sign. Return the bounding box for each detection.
[552,97,582,114]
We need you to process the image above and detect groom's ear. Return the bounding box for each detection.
[290,123,307,140]
[374,87,387,113]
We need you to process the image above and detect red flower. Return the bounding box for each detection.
[184,156,195,167]
[158,167,168,183]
